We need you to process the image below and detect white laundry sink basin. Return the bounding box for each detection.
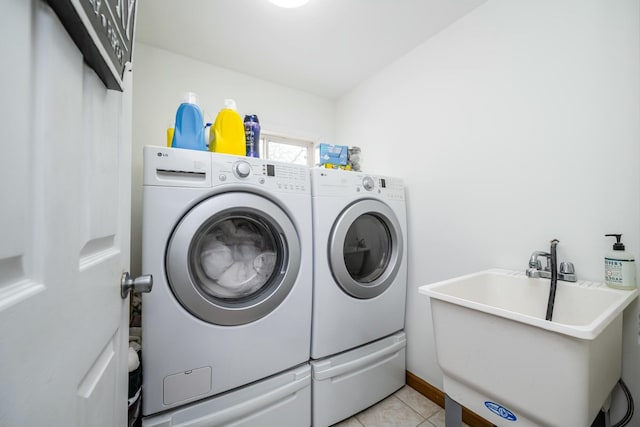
[419,269,638,427]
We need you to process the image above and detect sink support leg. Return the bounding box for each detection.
[445,394,463,427]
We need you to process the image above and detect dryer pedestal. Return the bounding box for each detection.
[310,331,406,427]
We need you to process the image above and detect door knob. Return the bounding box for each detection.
[121,272,153,299]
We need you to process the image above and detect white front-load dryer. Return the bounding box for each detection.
[309,168,408,426]
[310,168,408,359]
[141,146,312,417]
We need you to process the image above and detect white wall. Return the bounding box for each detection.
[336,0,640,421]
[131,43,335,276]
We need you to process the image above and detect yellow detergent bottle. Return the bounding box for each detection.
[210,99,245,155]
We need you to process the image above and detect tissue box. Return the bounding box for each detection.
[316,143,348,166]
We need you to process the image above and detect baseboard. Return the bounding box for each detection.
[406,371,494,427]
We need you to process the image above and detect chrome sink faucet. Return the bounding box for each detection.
[526,245,576,282]
[527,239,576,321]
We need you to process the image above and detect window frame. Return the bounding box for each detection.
[260,132,315,168]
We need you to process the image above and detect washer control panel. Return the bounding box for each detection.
[142,147,310,193]
[213,153,309,193]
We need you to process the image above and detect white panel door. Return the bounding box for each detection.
[0,1,134,426]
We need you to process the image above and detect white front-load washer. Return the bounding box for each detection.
[310,168,407,359]
[141,146,312,418]
[309,167,408,426]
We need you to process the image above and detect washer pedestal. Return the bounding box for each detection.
[142,364,311,427]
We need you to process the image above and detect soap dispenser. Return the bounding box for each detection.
[604,234,636,290]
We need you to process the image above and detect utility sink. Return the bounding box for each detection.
[419,269,638,427]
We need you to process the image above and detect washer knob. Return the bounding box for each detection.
[233,160,252,178]
[362,176,375,191]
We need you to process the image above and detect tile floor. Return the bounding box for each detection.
[331,385,471,427]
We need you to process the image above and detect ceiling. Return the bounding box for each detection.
[135,0,485,100]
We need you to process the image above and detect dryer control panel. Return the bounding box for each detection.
[311,168,404,201]
[355,175,404,201]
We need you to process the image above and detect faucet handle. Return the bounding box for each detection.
[558,262,577,282]
[559,262,575,274]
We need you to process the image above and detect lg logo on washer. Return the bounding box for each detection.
[157,152,168,157]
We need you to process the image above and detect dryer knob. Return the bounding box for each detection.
[233,160,252,178]
[362,176,375,191]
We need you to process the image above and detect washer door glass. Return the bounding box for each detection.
[193,216,278,300]
[166,193,301,326]
[329,200,403,299]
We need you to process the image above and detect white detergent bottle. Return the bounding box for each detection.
[604,233,636,290]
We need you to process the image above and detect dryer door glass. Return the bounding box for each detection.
[343,214,391,283]
[329,200,403,299]
[166,193,301,326]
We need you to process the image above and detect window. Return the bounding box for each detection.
[260,133,314,167]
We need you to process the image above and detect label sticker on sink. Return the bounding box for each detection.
[485,401,517,421]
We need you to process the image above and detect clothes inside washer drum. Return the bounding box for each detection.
[198,219,277,299]
[199,239,234,280]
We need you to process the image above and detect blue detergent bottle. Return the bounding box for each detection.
[171,92,206,151]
